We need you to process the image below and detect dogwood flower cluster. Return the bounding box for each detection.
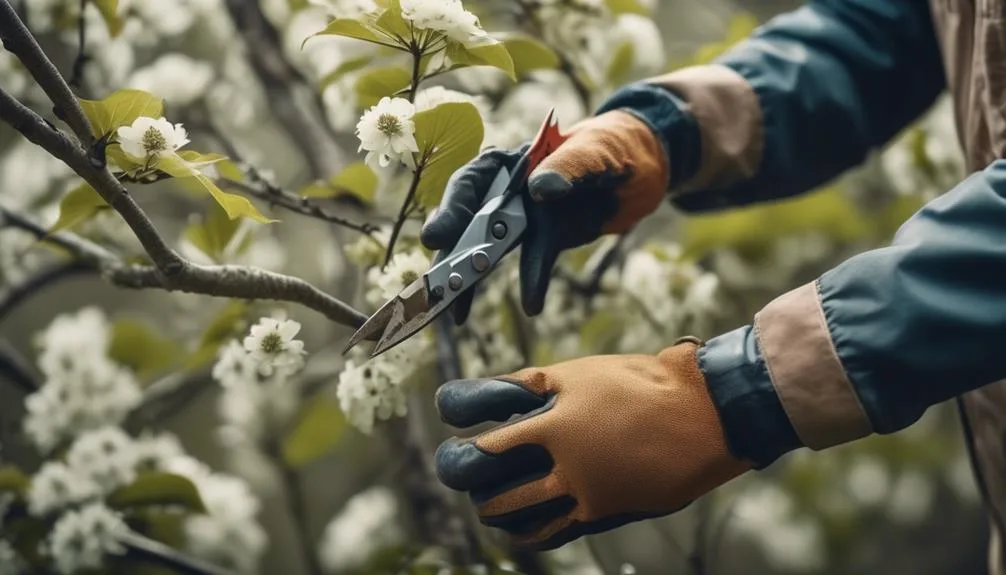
[317,486,404,572]
[47,503,129,575]
[24,308,142,453]
[337,336,429,434]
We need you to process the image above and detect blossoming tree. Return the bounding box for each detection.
[0,0,984,574]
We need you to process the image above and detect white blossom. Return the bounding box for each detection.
[0,138,76,213]
[356,97,420,170]
[213,340,259,389]
[176,464,268,574]
[337,337,428,434]
[366,248,430,305]
[344,228,392,267]
[117,116,190,162]
[309,0,378,18]
[318,487,404,572]
[134,431,186,471]
[34,307,110,378]
[48,503,128,575]
[400,0,487,44]
[27,462,100,517]
[0,229,43,288]
[845,456,891,507]
[126,54,214,106]
[242,317,307,376]
[414,86,491,121]
[66,427,139,494]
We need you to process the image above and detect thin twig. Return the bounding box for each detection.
[1,206,369,328]
[0,338,38,393]
[383,165,423,268]
[222,0,346,179]
[119,530,235,575]
[0,0,94,145]
[224,179,378,235]
[0,259,96,323]
[68,0,87,88]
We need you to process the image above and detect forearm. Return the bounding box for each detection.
[598,0,946,213]
[703,160,1006,467]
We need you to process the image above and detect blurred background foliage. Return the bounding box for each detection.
[0,0,987,574]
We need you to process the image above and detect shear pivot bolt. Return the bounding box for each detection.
[431,285,444,298]
[448,273,463,291]
[471,251,490,272]
[492,222,507,239]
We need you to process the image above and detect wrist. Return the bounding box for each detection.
[697,326,804,468]
[595,82,702,190]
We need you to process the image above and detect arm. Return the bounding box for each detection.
[705,159,1006,467]
[597,0,946,211]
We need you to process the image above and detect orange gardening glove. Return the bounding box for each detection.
[421,110,670,324]
[433,339,751,550]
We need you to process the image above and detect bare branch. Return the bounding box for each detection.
[222,0,347,178]
[0,0,94,145]
[383,165,423,268]
[0,338,38,394]
[224,178,379,235]
[68,0,88,89]
[119,530,235,575]
[1,207,369,328]
[0,259,96,322]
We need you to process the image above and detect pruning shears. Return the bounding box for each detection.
[344,108,568,359]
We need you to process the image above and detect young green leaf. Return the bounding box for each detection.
[79,89,164,138]
[606,41,635,86]
[305,18,394,48]
[281,396,348,468]
[605,0,649,14]
[319,55,374,92]
[186,300,249,368]
[374,0,412,45]
[413,102,485,207]
[0,466,29,495]
[157,154,274,223]
[48,183,109,234]
[107,472,206,512]
[354,66,413,108]
[94,0,124,36]
[107,318,185,377]
[183,202,244,262]
[446,42,516,81]
[500,34,560,76]
[301,162,379,204]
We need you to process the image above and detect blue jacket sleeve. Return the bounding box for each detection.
[597,0,946,211]
[701,160,1006,467]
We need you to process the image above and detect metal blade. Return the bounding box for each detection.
[369,276,449,357]
[342,296,399,354]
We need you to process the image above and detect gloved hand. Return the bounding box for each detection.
[433,339,750,550]
[420,110,670,324]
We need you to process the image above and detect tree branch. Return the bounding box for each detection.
[383,165,423,268]
[0,0,94,145]
[0,257,96,322]
[68,0,88,89]
[1,207,370,328]
[119,530,235,575]
[222,0,347,179]
[0,338,38,394]
[223,178,378,236]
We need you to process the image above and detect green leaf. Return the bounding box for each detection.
[413,102,485,208]
[354,66,413,108]
[79,89,164,138]
[183,202,243,262]
[215,159,246,182]
[125,509,187,549]
[606,41,635,86]
[282,396,348,468]
[157,154,274,223]
[186,301,248,368]
[302,162,379,204]
[48,183,108,234]
[94,0,124,36]
[374,0,412,44]
[605,0,649,14]
[0,466,29,495]
[108,472,206,512]
[305,18,394,48]
[178,150,228,168]
[500,34,560,76]
[319,55,373,92]
[446,41,516,81]
[107,319,185,377]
